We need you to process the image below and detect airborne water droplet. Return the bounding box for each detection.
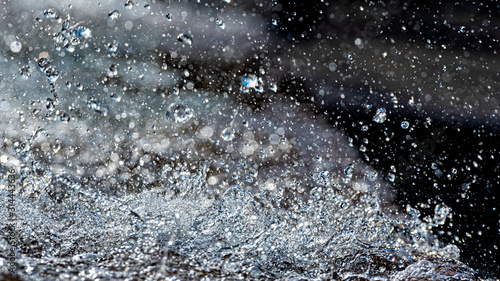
[60,113,70,123]
[221,127,235,141]
[107,64,118,77]
[165,13,172,21]
[373,108,387,123]
[124,0,134,9]
[401,121,410,129]
[241,74,257,89]
[46,98,55,111]
[43,8,57,19]
[216,18,225,29]
[166,103,193,123]
[108,10,121,19]
[19,66,31,79]
[177,33,192,45]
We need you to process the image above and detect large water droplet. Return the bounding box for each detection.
[373,108,387,123]
[241,74,257,89]
[166,103,193,123]
[401,121,410,129]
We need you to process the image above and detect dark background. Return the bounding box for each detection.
[266,0,499,277]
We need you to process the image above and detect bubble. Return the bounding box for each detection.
[165,13,172,21]
[401,121,410,129]
[222,0,231,3]
[10,41,22,53]
[177,33,193,45]
[166,103,193,123]
[373,108,387,123]
[108,10,121,19]
[221,127,235,141]
[272,19,278,26]
[172,86,179,95]
[43,8,57,19]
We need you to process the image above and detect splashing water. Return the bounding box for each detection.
[0,1,485,280]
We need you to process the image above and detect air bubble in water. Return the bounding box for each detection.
[401,121,410,129]
[221,127,235,141]
[43,8,57,19]
[108,10,121,19]
[373,108,387,123]
[166,103,193,123]
[177,33,193,45]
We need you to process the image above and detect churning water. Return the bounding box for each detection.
[0,0,492,280]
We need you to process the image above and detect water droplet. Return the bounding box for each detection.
[361,125,368,131]
[177,33,193,45]
[165,13,172,21]
[272,19,278,26]
[269,83,277,92]
[221,127,235,141]
[124,0,134,9]
[166,103,193,123]
[401,121,410,129]
[43,8,57,19]
[10,41,22,53]
[241,74,257,89]
[46,98,55,111]
[388,173,396,182]
[60,113,70,123]
[19,66,31,79]
[172,87,179,95]
[222,0,231,3]
[344,164,353,178]
[216,18,225,29]
[108,10,121,20]
[373,108,387,123]
[107,43,118,53]
[107,64,118,77]
[63,43,75,53]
